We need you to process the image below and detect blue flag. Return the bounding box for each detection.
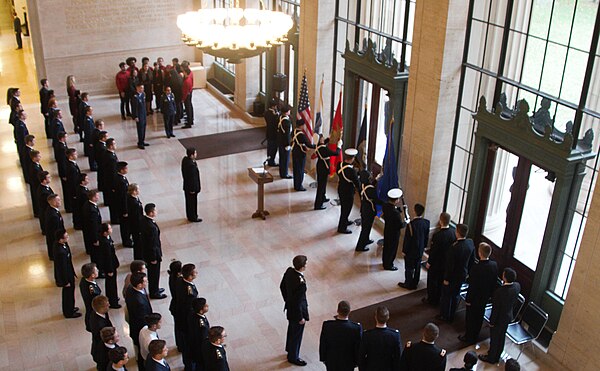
[377,118,398,208]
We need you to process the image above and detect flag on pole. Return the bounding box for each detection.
[297,71,314,144]
[356,104,368,169]
[376,117,399,204]
[314,76,325,134]
[329,92,343,176]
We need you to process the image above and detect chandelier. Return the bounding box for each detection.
[177,1,294,64]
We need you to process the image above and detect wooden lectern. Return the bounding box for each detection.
[248,167,273,220]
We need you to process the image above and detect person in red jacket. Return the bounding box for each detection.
[181,61,194,128]
[116,62,131,120]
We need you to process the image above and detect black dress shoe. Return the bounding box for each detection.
[338,229,352,234]
[384,266,398,271]
[150,293,167,299]
[478,355,497,364]
[314,206,326,210]
[355,247,370,252]
[158,288,165,293]
[288,358,307,366]
[65,312,82,318]
[367,239,374,244]
[188,218,203,223]
[182,125,192,129]
[138,145,145,150]
[398,282,409,288]
[121,116,126,120]
[282,175,292,179]
[323,198,330,202]
[346,220,353,226]
[143,143,150,146]
[296,187,307,191]
[73,307,80,312]
[170,134,176,137]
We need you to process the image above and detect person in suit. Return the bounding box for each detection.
[355,170,380,252]
[449,350,478,371]
[438,223,475,322]
[127,184,144,259]
[28,150,44,217]
[53,229,81,318]
[399,323,447,371]
[74,173,90,230]
[319,300,362,371]
[49,108,65,146]
[102,138,119,212]
[291,119,316,191]
[45,194,65,261]
[90,119,105,172]
[131,84,148,149]
[264,99,279,166]
[314,135,341,210]
[423,212,456,305]
[478,268,521,364]
[95,130,108,190]
[181,148,202,223]
[337,149,360,234]
[36,171,54,235]
[139,313,162,368]
[54,131,69,195]
[80,262,101,332]
[382,189,407,271]
[161,86,176,138]
[140,203,166,299]
[280,255,309,366]
[90,295,113,369]
[13,12,22,49]
[98,223,121,309]
[82,190,102,265]
[81,105,94,157]
[187,297,210,370]
[459,242,499,344]
[20,132,33,185]
[145,339,171,371]
[358,306,402,371]
[125,272,153,369]
[277,105,293,178]
[111,161,129,230]
[202,326,230,371]
[39,79,51,136]
[399,204,431,289]
[177,264,198,369]
[65,148,81,213]
[97,327,121,371]
[167,261,183,351]
[107,346,129,371]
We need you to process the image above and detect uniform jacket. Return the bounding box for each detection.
[80,278,101,332]
[125,285,153,343]
[291,128,316,158]
[490,282,521,326]
[53,241,75,286]
[161,93,176,116]
[181,156,201,193]
[126,196,143,233]
[358,327,402,371]
[402,217,431,259]
[145,358,171,371]
[427,227,456,273]
[399,340,446,371]
[336,162,360,196]
[444,238,476,284]
[280,267,309,321]
[466,259,499,306]
[90,312,113,363]
[276,114,292,146]
[82,201,102,243]
[141,216,162,262]
[175,279,198,321]
[98,235,120,273]
[264,108,279,140]
[201,342,230,371]
[319,318,362,370]
[187,311,210,363]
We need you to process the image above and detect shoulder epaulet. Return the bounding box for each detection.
[405,341,411,348]
[440,348,446,357]
[215,348,223,359]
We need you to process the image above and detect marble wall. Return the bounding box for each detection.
[27,0,198,97]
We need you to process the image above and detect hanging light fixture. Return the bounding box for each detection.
[177,0,294,64]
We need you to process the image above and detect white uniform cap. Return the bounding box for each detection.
[344,148,358,156]
[387,188,403,199]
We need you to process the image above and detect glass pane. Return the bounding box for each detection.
[552,253,572,299]
[482,148,519,247]
[571,1,599,51]
[467,20,486,68]
[585,56,600,112]
[447,183,465,223]
[461,69,481,110]
[483,25,504,72]
[548,0,575,46]
[510,0,533,33]
[529,0,552,39]
[560,49,588,104]
[539,43,567,97]
[490,0,508,26]
[456,109,475,150]
[521,37,545,89]
[513,164,555,270]
[451,147,470,186]
[564,212,584,258]
[504,31,527,81]
[473,0,491,21]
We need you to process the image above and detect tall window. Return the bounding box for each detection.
[214,57,236,75]
[445,0,600,300]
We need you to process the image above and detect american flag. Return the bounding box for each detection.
[297,71,314,144]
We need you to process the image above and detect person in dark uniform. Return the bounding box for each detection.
[280,255,309,366]
[127,184,144,259]
[319,300,362,371]
[399,204,430,289]
[131,84,148,149]
[439,223,475,322]
[478,268,521,364]
[399,322,446,371]
[65,148,81,213]
[145,340,171,371]
[19,133,33,185]
[53,229,81,318]
[161,86,176,138]
[358,306,402,371]
[29,150,44,217]
[202,326,230,371]
[13,12,22,49]
[314,135,341,210]
[381,188,407,271]
[336,149,360,234]
[167,260,183,351]
[459,242,499,344]
[90,119,104,171]
[76,92,90,141]
[98,223,121,309]
[264,99,279,166]
[181,148,202,223]
[112,161,129,233]
[277,105,293,178]
[73,173,90,230]
[49,109,65,146]
[98,327,121,371]
[125,272,153,369]
[355,170,380,251]
[37,171,54,235]
[80,262,101,332]
[82,189,102,263]
[168,67,184,125]
[102,138,119,212]
[54,131,69,196]
[39,79,51,136]
[90,295,113,369]
[81,105,94,158]
[449,350,478,371]
[140,203,166,299]
[45,194,65,261]
[291,119,316,191]
[177,263,199,369]
[423,212,455,305]
[187,297,210,370]
[107,346,129,371]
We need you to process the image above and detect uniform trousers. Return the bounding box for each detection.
[267,139,278,165]
[163,114,174,137]
[426,269,444,305]
[292,154,306,190]
[488,322,509,362]
[465,301,487,342]
[403,255,422,288]
[105,272,119,306]
[61,283,76,317]
[314,169,329,209]
[440,282,462,321]
[119,216,132,246]
[136,119,147,146]
[356,209,375,249]
[285,320,305,362]
[185,191,199,221]
[30,183,40,217]
[132,231,143,260]
[184,91,194,125]
[278,145,290,177]
[382,232,400,269]
[147,261,161,296]
[337,193,354,232]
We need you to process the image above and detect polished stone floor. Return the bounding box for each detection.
[0,8,557,371]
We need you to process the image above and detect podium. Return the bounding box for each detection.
[248,167,273,220]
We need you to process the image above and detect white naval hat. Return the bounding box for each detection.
[387,188,403,199]
[344,148,358,156]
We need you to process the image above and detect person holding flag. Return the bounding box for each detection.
[329,93,344,176]
[296,70,314,145]
[382,188,407,270]
[277,105,293,179]
[292,119,316,191]
[337,149,361,234]
[314,135,341,210]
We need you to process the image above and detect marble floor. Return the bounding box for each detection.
[0,8,558,371]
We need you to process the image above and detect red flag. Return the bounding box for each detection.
[329,92,343,176]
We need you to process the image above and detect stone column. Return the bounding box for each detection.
[399,0,468,221]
